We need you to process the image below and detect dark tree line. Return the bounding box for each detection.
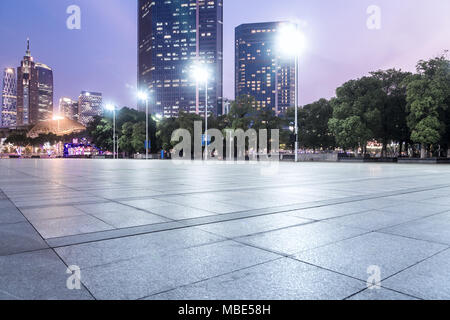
[328,55,450,158]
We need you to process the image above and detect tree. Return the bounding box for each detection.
[87,117,113,152]
[252,109,286,153]
[328,77,384,153]
[118,122,135,156]
[157,117,178,152]
[296,99,335,151]
[329,116,367,150]
[227,95,255,130]
[406,55,450,158]
[370,69,411,156]
[5,133,30,147]
[131,122,147,154]
[85,107,159,156]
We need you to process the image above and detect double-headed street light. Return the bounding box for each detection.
[137,91,149,160]
[192,64,210,160]
[277,22,306,162]
[105,104,117,159]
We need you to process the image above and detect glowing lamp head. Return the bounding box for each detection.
[277,22,306,57]
[192,64,209,83]
[53,116,64,121]
[105,104,115,111]
[137,91,148,101]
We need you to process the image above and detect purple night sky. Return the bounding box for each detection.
[0,0,449,110]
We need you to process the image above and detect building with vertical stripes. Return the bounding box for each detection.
[138,0,223,117]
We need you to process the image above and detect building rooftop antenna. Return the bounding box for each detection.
[26,38,31,57]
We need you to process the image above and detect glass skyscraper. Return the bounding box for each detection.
[1,68,17,128]
[78,91,103,126]
[34,63,54,123]
[59,97,79,121]
[235,22,296,114]
[16,40,53,125]
[138,0,223,117]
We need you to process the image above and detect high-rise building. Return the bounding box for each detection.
[16,39,35,126]
[34,63,54,122]
[138,0,223,117]
[78,91,102,126]
[59,97,78,121]
[16,39,53,125]
[235,22,296,114]
[1,68,17,127]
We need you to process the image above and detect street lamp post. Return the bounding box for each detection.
[205,76,208,160]
[138,92,149,160]
[146,98,149,160]
[277,22,305,162]
[106,104,116,159]
[295,53,299,163]
[192,65,209,160]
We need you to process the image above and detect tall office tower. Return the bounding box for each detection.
[235,22,296,114]
[78,91,102,126]
[16,39,35,126]
[16,39,53,125]
[34,63,54,122]
[59,97,78,121]
[138,0,223,117]
[1,68,17,127]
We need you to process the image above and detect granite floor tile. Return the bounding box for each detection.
[148,258,365,300]
[0,222,48,256]
[294,232,447,281]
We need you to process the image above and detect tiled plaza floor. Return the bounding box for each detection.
[1,159,450,300]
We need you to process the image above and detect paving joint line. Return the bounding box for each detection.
[45,183,450,248]
[0,186,98,300]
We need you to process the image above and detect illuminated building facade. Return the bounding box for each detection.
[16,40,53,125]
[1,68,17,127]
[138,0,223,117]
[78,91,102,126]
[16,39,35,126]
[59,97,78,121]
[34,63,54,123]
[235,22,296,114]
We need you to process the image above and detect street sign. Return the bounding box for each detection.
[145,140,151,149]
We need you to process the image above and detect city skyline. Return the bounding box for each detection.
[0,0,449,111]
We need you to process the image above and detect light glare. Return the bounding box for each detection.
[192,64,209,83]
[137,91,148,101]
[277,23,306,57]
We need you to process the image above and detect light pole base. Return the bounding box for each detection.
[295,142,298,162]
